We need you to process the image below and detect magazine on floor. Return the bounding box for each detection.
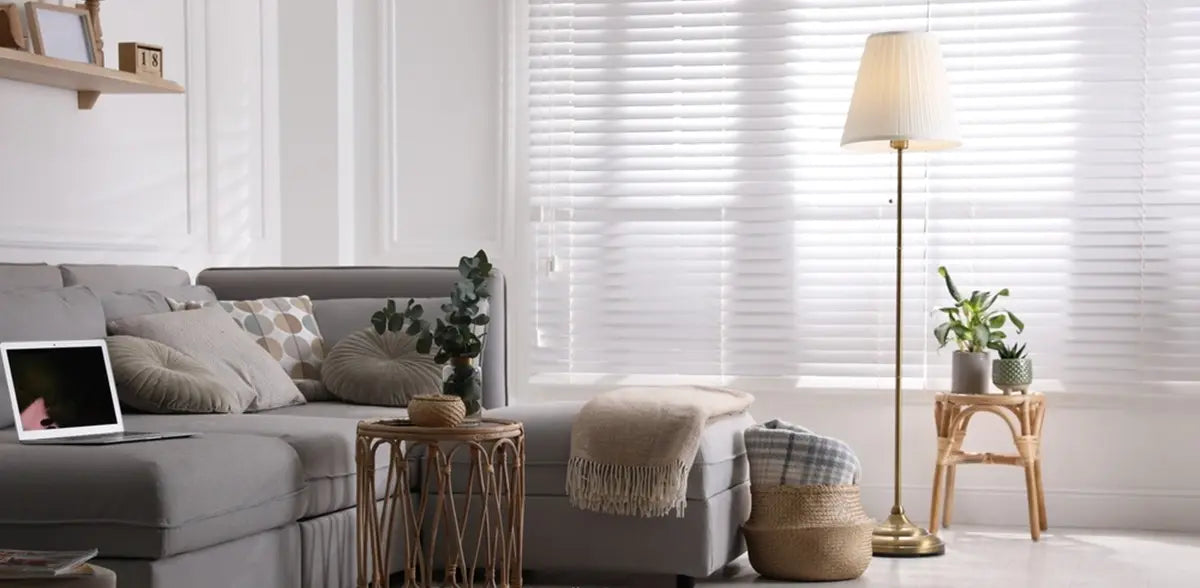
[0,548,99,578]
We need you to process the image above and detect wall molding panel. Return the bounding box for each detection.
[352,0,503,267]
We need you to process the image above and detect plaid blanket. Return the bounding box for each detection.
[745,419,861,487]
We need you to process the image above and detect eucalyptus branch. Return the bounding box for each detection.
[370,250,494,365]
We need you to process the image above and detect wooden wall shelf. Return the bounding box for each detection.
[0,47,183,109]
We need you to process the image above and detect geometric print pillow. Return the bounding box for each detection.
[168,295,326,380]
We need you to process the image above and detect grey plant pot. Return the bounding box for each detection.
[952,351,991,395]
[993,358,1033,394]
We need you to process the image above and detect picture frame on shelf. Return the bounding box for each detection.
[0,3,26,51]
[25,2,96,64]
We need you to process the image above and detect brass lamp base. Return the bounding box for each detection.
[872,507,945,557]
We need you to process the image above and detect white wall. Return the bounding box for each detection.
[276,0,505,268]
[370,0,502,266]
[0,0,280,276]
[277,1,340,266]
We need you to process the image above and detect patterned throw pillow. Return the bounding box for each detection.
[168,295,326,379]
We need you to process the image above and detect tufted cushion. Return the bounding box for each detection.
[106,335,243,414]
[321,328,441,406]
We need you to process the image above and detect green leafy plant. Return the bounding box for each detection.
[370,250,494,365]
[993,341,1028,360]
[933,266,1025,353]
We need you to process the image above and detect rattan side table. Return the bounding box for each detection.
[356,418,525,588]
[929,392,1047,541]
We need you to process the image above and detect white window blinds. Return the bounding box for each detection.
[525,0,1200,395]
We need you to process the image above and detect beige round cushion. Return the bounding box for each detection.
[106,335,243,413]
[321,328,441,406]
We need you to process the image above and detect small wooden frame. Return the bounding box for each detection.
[25,2,96,64]
[118,41,161,77]
[0,3,25,51]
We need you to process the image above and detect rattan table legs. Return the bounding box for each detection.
[930,393,1047,541]
[356,419,525,588]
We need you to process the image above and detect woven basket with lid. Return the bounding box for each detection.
[742,485,873,581]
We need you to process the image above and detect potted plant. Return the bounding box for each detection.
[991,341,1032,394]
[933,266,1024,395]
[370,250,494,417]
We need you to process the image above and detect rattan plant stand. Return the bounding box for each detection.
[356,418,525,588]
[930,393,1047,541]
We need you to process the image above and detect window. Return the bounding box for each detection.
[524,0,1200,395]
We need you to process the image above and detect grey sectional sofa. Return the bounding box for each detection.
[0,263,750,588]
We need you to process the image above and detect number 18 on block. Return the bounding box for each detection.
[118,42,162,77]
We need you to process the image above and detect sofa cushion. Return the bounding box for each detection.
[60,264,190,291]
[0,430,305,558]
[322,328,441,407]
[0,263,63,290]
[196,267,509,410]
[259,400,409,421]
[108,307,305,412]
[99,290,171,322]
[0,287,106,429]
[169,296,327,380]
[107,336,242,414]
[123,413,395,519]
[98,286,217,322]
[293,378,336,402]
[480,402,751,500]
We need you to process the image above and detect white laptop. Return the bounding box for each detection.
[2,340,191,445]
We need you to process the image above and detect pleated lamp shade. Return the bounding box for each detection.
[841,31,960,152]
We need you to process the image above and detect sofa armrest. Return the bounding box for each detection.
[196,266,508,409]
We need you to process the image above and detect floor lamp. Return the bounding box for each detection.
[841,31,961,557]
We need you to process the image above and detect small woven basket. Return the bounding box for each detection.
[408,394,466,428]
[742,485,873,581]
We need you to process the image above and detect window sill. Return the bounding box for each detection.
[522,373,1198,411]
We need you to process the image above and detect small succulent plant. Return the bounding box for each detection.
[992,341,1028,360]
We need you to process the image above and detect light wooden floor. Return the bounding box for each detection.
[521,526,1200,587]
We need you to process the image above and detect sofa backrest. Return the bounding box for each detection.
[0,263,510,424]
[59,264,190,291]
[0,263,189,429]
[197,266,509,409]
[0,263,64,290]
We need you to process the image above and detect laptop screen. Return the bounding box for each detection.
[5,345,118,431]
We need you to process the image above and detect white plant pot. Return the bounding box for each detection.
[952,351,991,395]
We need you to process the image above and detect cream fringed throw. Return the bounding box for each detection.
[567,386,754,517]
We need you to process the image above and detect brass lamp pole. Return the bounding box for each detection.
[869,138,946,556]
[841,31,961,558]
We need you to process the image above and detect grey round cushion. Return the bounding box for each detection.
[322,328,441,406]
[106,335,243,413]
